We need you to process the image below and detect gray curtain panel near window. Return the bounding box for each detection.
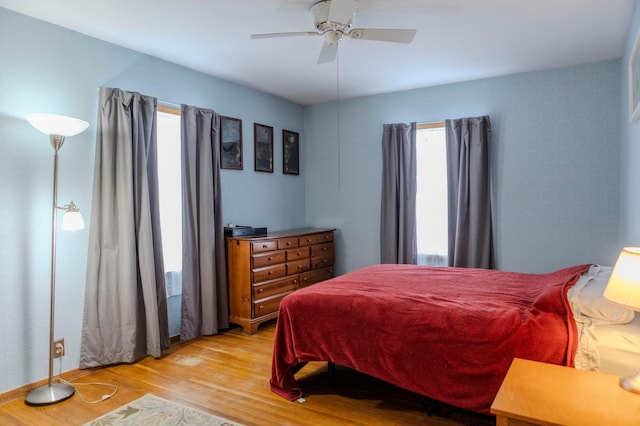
[380,122,417,264]
[80,87,170,368]
[180,105,228,340]
[446,115,495,269]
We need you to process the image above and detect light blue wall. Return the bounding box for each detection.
[621,0,640,245]
[305,61,622,275]
[0,8,305,394]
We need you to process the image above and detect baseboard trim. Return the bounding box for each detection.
[0,368,98,405]
[0,339,181,406]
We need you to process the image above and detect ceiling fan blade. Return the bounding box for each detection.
[347,28,416,44]
[328,0,359,25]
[251,31,320,39]
[317,43,337,64]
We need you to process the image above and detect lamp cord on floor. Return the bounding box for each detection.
[54,357,119,404]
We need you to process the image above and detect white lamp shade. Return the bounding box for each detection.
[26,113,89,137]
[61,210,85,231]
[604,247,640,311]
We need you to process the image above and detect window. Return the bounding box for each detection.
[156,105,182,336]
[415,122,448,266]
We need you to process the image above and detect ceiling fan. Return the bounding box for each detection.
[250,0,417,64]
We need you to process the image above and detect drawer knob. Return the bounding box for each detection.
[258,288,264,293]
[258,305,264,311]
[262,244,268,248]
[287,241,292,246]
[297,265,303,270]
[268,256,273,261]
[268,271,273,275]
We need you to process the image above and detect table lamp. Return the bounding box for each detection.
[604,247,640,393]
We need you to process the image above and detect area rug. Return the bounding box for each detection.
[84,393,243,426]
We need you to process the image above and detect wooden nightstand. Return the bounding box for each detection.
[491,358,640,426]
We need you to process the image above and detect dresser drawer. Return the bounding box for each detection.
[278,237,299,250]
[286,246,310,261]
[253,292,293,317]
[300,266,334,288]
[253,276,298,300]
[311,242,334,257]
[287,258,310,275]
[252,239,277,253]
[299,234,318,246]
[317,231,334,243]
[252,264,286,283]
[252,251,286,269]
[311,252,335,269]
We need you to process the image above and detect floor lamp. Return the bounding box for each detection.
[24,113,89,406]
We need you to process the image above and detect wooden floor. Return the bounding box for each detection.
[0,320,494,425]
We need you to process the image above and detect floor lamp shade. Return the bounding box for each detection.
[59,200,85,231]
[25,113,88,406]
[26,113,89,137]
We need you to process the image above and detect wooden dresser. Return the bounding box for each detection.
[226,228,335,334]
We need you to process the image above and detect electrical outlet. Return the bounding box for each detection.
[53,338,65,358]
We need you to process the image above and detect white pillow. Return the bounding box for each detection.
[572,275,635,324]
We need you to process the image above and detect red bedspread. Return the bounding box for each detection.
[270,263,591,413]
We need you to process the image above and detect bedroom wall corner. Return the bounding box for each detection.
[620,0,640,247]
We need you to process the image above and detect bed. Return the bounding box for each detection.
[270,263,640,414]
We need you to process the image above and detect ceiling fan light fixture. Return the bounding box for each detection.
[325,30,343,45]
[312,0,355,29]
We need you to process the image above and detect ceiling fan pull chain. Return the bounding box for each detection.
[336,44,341,190]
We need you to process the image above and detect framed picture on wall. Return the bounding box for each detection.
[283,129,299,175]
[254,123,273,172]
[220,116,243,169]
[630,30,640,122]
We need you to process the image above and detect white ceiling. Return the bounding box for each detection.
[0,0,635,105]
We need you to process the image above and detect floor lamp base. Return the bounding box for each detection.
[25,383,75,406]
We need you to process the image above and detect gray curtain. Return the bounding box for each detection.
[180,105,228,340]
[446,116,495,269]
[380,122,417,264]
[80,87,170,368]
